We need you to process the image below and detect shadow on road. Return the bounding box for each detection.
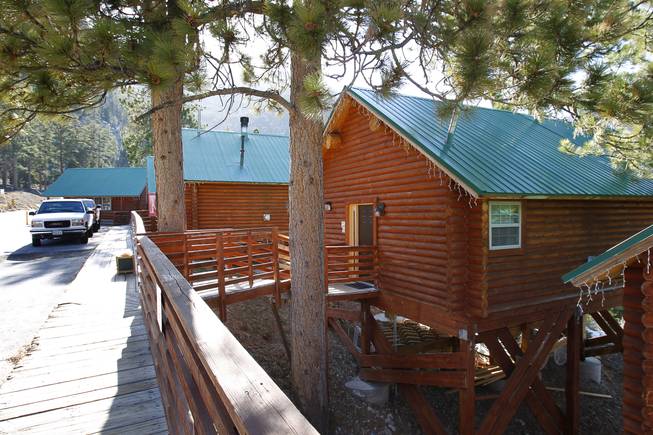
[0,254,91,287]
[5,229,106,261]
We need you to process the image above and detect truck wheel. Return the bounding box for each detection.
[80,235,89,244]
[87,229,94,238]
[32,236,41,247]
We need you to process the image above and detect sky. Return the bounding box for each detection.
[197,27,491,135]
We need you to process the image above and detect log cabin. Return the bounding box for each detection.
[146,123,289,230]
[322,87,653,434]
[564,224,653,434]
[41,167,147,224]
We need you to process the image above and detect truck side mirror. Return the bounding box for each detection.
[86,210,94,214]
[28,211,36,216]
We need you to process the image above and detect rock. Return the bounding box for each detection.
[581,356,602,384]
[345,376,390,405]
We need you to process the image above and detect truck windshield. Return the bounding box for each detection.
[38,201,85,214]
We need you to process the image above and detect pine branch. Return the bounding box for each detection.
[136,87,293,121]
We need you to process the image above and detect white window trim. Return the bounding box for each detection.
[489,201,522,250]
[97,197,112,211]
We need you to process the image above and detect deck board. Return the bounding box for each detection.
[0,227,168,434]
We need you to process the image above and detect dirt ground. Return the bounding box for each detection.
[224,297,623,434]
[0,191,42,212]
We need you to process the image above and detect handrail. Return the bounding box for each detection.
[130,210,147,235]
[144,226,283,320]
[142,226,277,237]
[325,244,379,288]
[135,235,316,434]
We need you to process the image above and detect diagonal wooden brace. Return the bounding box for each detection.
[478,308,573,435]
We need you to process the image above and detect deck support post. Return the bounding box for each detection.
[360,301,371,354]
[459,336,476,435]
[566,307,582,435]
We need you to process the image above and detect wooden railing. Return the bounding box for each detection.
[132,211,380,307]
[134,234,316,434]
[135,209,158,232]
[277,233,291,281]
[325,244,378,287]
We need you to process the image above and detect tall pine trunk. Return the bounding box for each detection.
[288,52,328,431]
[151,79,186,232]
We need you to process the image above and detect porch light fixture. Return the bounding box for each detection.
[375,202,386,217]
[263,213,271,221]
[324,202,332,211]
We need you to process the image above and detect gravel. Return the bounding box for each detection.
[223,298,624,434]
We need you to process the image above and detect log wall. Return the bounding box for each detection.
[485,199,653,322]
[111,191,147,212]
[623,266,646,434]
[323,104,476,331]
[184,182,288,231]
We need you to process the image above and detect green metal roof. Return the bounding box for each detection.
[345,87,653,197]
[146,156,156,193]
[180,128,289,184]
[562,223,653,284]
[41,167,146,197]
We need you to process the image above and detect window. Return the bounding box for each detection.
[489,201,521,250]
[95,197,112,211]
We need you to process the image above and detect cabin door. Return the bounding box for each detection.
[348,204,374,246]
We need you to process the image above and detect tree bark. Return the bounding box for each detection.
[288,52,328,432]
[151,79,186,232]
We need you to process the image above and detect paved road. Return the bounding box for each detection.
[0,211,111,384]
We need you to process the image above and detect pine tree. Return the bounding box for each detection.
[1,0,651,429]
[0,0,216,230]
[188,1,651,427]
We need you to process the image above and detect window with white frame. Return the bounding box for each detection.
[489,201,521,250]
[95,197,112,211]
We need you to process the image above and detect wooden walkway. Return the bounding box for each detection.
[0,227,167,434]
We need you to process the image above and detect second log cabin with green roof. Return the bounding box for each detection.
[147,125,290,230]
[322,87,653,434]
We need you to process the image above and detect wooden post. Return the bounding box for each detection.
[520,323,529,353]
[324,246,330,292]
[566,307,582,435]
[247,232,254,288]
[360,301,371,354]
[271,228,281,305]
[182,233,189,280]
[191,183,199,229]
[459,336,476,435]
[216,234,226,321]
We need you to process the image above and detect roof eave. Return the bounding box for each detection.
[563,226,653,285]
[332,88,481,199]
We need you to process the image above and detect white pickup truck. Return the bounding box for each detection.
[29,199,96,246]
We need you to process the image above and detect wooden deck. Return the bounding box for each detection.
[0,227,167,434]
[327,282,379,301]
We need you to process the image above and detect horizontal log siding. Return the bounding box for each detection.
[324,105,474,319]
[486,199,653,318]
[111,191,147,212]
[184,182,288,231]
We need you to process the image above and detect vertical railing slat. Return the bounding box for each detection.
[247,232,254,288]
[272,228,280,305]
[217,234,226,321]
